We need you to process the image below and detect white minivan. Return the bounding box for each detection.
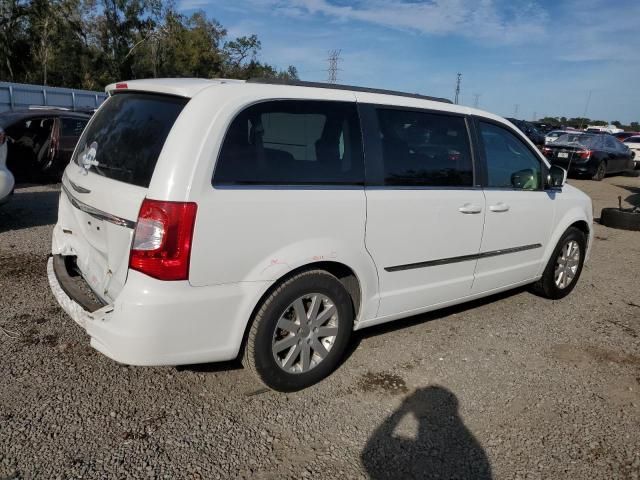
[48,79,593,391]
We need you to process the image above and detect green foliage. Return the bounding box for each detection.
[0,0,298,89]
[537,115,638,131]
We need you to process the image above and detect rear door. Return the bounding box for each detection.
[59,93,187,302]
[361,105,485,317]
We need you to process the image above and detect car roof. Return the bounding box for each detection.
[105,77,511,126]
[0,109,91,127]
[105,78,245,97]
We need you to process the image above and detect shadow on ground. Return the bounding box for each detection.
[614,184,640,208]
[361,386,492,479]
[0,187,60,233]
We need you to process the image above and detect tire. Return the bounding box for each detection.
[242,269,354,391]
[531,227,586,300]
[600,208,640,231]
[592,160,606,181]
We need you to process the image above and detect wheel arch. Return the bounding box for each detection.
[541,209,592,274]
[237,260,364,360]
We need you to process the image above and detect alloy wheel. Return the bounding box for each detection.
[271,293,339,374]
[554,240,580,289]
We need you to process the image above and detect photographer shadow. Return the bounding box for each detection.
[361,386,492,480]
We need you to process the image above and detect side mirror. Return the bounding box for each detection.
[546,165,567,189]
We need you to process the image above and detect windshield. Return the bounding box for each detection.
[73,93,187,187]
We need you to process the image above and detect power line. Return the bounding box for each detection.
[327,49,341,84]
[454,73,461,105]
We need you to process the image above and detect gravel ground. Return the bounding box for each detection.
[1,175,639,479]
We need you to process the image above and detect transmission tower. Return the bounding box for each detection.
[327,49,341,84]
[454,73,461,104]
[513,104,519,117]
[473,93,480,108]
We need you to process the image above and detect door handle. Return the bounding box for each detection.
[489,202,510,212]
[458,203,483,214]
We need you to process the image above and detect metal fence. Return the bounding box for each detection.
[0,82,107,112]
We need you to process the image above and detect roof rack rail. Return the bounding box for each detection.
[27,105,71,111]
[247,78,453,104]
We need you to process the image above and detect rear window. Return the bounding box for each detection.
[213,100,364,186]
[60,118,88,137]
[624,136,640,143]
[73,93,187,187]
[375,108,473,187]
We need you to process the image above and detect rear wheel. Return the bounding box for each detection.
[592,160,606,181]
[531,227,586,299]
[242,269,353,391]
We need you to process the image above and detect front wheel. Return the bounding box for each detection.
[242,270,354,391]
[531,227,586,299]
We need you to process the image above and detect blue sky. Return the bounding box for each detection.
[178,0,640,124]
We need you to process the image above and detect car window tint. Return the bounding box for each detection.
[603,136,618,150]
[60,118,88,137]
[214,100,364,185]
[479,122,542,190]
[73,93,187,188]
[375,109,473,187]
[625,136,640,143]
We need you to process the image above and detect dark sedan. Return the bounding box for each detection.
[541,133,635,181]
[0,108,91,182]
[506,118,546,146]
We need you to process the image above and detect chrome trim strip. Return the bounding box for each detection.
[384,243,542,272]
[62,183,136,229]
[68,178,91,194]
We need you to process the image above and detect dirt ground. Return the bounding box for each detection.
[1,174,639,479]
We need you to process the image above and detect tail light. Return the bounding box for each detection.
[129,199,197,281]
[542,147,553,156]
[576,149,592,159]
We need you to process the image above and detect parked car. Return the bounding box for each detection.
[0,127,15,204]
[614,131,640,142]
[545,129,574,145]
[0,109,90,182]
[622,135,640,169]
[542,133,635,180]
[506,118,545,146]
[48,78,593,391]
[585,124,624,134]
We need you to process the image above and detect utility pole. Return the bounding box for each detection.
[532,111,537,121]
[327,49,341,84]
[513,104,519,117]
[454,73,461,105]
[473,93,480,108]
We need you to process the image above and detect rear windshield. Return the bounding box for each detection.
[73,93,187,187]
[555,133,590,145]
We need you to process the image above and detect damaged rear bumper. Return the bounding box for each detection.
[47,255,271,367]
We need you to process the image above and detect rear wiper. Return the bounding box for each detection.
[93,164,133,174]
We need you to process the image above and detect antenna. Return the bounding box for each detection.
[327,49,341,84]
[580,90,592,130]
[454,73,461,104]
[473,93,480,108]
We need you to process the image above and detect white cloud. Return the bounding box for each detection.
[258,0,549,44]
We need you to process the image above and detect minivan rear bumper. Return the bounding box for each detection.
[48,256,269,366]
